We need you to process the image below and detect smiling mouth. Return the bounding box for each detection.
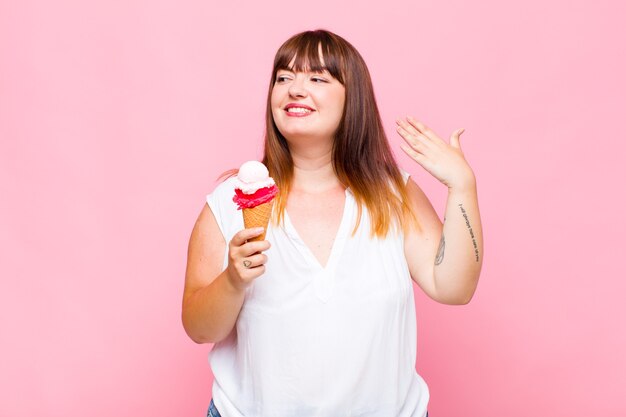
[286,107,313,114]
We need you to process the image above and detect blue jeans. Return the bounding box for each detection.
[207,399,428,416]
[207,399,221,417]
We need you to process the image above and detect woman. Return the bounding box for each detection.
[183,29,483,417]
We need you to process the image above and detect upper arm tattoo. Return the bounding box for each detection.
[435,234,445,265]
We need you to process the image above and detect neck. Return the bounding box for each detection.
[289,142,342,193]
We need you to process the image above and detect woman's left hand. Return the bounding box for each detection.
[396,116,475,190]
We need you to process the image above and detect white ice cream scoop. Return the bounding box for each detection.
[235,161,276,194]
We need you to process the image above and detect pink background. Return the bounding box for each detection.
[1,0,625,416]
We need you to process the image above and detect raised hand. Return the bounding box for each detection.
[396,116,476,190]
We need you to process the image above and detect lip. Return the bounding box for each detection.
[283,103,315,118]
[284,103,315,111]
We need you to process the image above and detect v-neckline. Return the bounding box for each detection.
[284,188,352,272]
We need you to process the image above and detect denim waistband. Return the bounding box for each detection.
[207,399,428,417]
[207,399,221,417]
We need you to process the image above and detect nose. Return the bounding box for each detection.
[288,75,308,98]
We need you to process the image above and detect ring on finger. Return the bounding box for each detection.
[243,260,252,268]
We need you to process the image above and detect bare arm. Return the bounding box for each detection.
[433,182,483,304]
[181,204,269,344]
[402,179,483,305]
[397,116,483,305]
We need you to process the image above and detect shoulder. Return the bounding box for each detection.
[209,175,238,197]
[205,175,242,238]
[405,177,430,209]
[398,167,411,185]
[396,167,431,212]
[206,175,239,209]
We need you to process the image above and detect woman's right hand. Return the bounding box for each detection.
[226,227,270,291]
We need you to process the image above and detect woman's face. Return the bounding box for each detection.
[270,56,346,146]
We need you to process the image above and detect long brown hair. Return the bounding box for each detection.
[224,29,419,237]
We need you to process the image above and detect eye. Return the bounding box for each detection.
[311,77,327,83]
[275,75,291,83]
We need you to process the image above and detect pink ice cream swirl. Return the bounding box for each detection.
[233,185,278,209]
[232,161,279,210]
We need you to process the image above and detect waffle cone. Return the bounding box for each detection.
[243,200,274,241]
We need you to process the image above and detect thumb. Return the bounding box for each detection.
[450,128,465,149]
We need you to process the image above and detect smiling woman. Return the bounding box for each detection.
[182,28,482,417]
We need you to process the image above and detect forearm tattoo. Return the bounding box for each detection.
[458,203,480,262]
[435,234,445,265]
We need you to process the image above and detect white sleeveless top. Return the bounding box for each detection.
[205,169,429,417]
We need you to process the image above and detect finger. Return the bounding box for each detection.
[396,124,428,152]
[449,128,465,150]
[397,118,434,147]
[396,117,421,137]
[231,227,265,247]
[242,252,268,268]
[406,116,439,142]
[400,143,427,165]
[237,262,266,280]
[241,239,271,257]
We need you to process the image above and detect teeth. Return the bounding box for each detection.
[287,107,312,114]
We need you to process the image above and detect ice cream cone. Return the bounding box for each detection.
[233,161,278,241]
[243,199,274,241]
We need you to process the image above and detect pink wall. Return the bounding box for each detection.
[1,0,625,416]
